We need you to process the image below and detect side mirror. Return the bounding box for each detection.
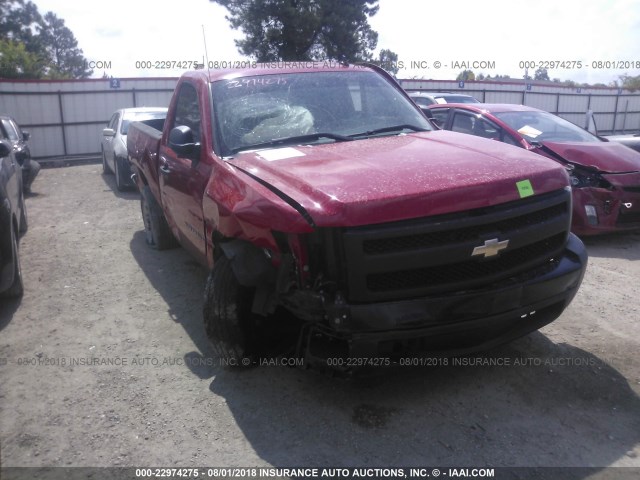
[169,126,200,160]
[103,128,116,137]
[0,140,12,158]
[22,131,30,141]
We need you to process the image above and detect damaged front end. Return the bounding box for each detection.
[567,166,640,235]
[243,188,586,370]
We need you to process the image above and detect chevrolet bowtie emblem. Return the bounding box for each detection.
[472,238,509,258]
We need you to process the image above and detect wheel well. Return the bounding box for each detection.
[215,237,275,287]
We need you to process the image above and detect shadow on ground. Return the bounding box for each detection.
[128,228,640,472]
[581,231,640,260]
[129,230,215,379]
[100,170,140,200]
[0,296,21,332]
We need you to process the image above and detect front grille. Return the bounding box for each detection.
[363,203,566,255]
[367,234,565,292]
[342,189,571,303]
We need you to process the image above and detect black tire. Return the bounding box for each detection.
[1,226,23,298]
[140,185,178,250]
[102,149,112,175]
[203,256,259,363]
[19,191,27,234]
[114,156,126,191]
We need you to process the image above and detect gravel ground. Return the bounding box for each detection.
[1,164,639,478]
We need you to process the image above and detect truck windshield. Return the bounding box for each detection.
[211,70,431,155]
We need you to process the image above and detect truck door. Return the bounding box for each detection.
[159,81,211,263]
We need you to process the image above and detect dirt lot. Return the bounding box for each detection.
[1,164,639,477]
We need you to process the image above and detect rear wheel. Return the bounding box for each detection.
[140,185,178,250]
[1,226,23,298]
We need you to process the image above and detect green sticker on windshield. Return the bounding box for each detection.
[516,179,534,198]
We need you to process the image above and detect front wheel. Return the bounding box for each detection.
[140,185,178,250]
[203,256,259,363]
[114,156,127,191]
[102,149,112,175]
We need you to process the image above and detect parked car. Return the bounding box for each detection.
[426,103,640,236]
[0,139,27,298]
[408,91,480,110]
[0,115,40,193]
[605,133,640,153]
[585,110,640,153]
[127,64,586,367]
[101,108,167,191]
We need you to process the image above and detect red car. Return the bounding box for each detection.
[426,103,640,236]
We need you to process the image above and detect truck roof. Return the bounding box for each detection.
[182,62,377,83]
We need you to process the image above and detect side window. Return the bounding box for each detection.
[10,120,23,139]
[108,113,119,130]
[412,97,433,107]
[1,119,19,142]
[474,117,502,140]
[429,108,450,128]
[173,83,201,143]
[503,134,521,147]
[451,112,476,135]
[0,120,9,140]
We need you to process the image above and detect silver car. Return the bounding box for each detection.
[408,91,480,107]
[101,108,167,191]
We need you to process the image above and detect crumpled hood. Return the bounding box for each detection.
[540,140,640,173]
[229,130,569,227]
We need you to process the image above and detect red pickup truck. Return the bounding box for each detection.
[127,64,587,366]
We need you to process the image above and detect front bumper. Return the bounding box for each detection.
[306,234,587,359]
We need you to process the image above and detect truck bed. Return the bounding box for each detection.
[127,119,165,202]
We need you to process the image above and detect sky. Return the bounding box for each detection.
[30,0,640,84]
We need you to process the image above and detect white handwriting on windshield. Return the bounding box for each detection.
[226,77,288,89]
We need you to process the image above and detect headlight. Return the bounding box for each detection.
[568,168,611,189]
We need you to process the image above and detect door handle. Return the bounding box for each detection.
[159,164,171,175]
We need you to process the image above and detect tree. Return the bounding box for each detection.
[376,48,399,75]
[0,0,43,55]
[0,39,43,77]
[211,0,380,62]
[618,74,640,92]
[38,12,92,78]
[0,0,92,78]
[456,69,475,81]
[534,67,549,81]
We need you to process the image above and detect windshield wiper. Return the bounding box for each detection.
[349,124,428,138]
[231,132,352,154]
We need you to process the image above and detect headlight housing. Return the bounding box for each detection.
[567,166,612,189]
